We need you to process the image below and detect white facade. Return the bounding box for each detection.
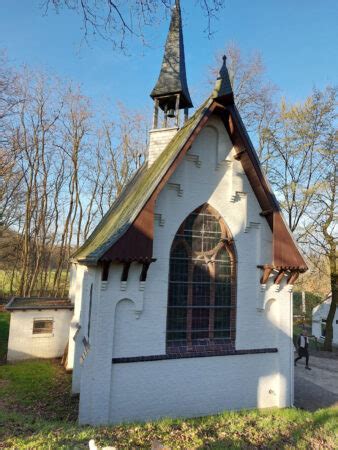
[70,116,296,425]
[312,296,338,344]
[7,309,73,361]
[148,127,178,166]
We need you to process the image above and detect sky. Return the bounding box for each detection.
[0,0,337,116]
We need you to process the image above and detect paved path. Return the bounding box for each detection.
[294,354,338,411]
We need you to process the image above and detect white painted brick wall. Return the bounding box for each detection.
[148,127,178,166]
[74,115,294,424]
[7,309,73,361]
[67,263,86,375]
[70,265,99,394]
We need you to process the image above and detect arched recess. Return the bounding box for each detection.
[166,203,237,354]
[112,298,137,358]
[200,125,219,165]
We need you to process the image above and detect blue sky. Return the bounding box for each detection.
[1,0,337,114]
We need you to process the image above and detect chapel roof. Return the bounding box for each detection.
[73,55,307,273]
[73,98,211,264]
[6,296,74,311]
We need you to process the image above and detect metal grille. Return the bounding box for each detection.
[167,207,235,349]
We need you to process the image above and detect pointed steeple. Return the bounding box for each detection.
[150,0,193,113]
[212,55,234,103]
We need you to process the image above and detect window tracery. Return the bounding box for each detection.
[167,204,236,354]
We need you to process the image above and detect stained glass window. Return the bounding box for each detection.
[167,205,236,353]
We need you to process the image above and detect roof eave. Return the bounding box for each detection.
[6,305,74,311]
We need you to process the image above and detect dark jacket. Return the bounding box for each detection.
[297,334,309,355]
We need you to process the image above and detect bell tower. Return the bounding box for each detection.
[151,0,193,128]
[150,0,193,128]
[148,0,193,165]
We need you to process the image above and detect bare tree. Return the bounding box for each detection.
[12,71,64,296]
[262,86,337,349]
[304,139,337,351]
[264,87,336,234]
[42,0,226,49]
[0,57,149,297]
[0,52,22,142]
[100,103,147,199]
[0,52,23,238]
[52,88,92,295]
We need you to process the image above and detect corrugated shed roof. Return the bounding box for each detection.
[6,297,73,311]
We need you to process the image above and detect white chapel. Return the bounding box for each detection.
[66,0,307,425]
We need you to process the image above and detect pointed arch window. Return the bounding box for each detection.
[167,205,236,354]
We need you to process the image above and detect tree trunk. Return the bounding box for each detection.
[323,255,337,351]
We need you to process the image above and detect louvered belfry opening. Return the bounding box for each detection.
[166,204,237,355]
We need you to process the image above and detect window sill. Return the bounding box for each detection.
[32,333,54,338]
[166,340,235,356]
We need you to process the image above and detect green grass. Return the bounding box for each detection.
[0,360,78,421]
[0,269,69,297]
[0,269,20,295]
[0,311,10,361]
[0,360,337,449]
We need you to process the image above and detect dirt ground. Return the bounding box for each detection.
[294,349,338,411]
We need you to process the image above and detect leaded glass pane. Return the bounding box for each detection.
[191,308,209,339]
[168,283,188,306]
[215,283,231,306]
[167,206,235,349]
[167,307,187,332]
[169,243,188,283]
[192,263,210,306]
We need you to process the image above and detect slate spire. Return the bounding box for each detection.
[150,0,193,113]
[212,55,234,103]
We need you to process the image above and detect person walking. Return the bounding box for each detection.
[295,329,311,370]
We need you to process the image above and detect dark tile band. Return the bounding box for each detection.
[112,347,278,364]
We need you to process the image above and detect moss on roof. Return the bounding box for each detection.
[6,297,73,310]
[74,99,212,264]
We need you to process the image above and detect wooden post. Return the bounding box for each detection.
[152,98,159,129]
[163,104,168,128]
[175,94,180,127]
[184,108,189,123]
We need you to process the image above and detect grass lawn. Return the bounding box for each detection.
[0,311,10,361]
[0,360,337,449]
[0,269,69,297]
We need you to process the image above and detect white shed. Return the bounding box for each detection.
[6,297,73,361]
[312,294,338,345]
